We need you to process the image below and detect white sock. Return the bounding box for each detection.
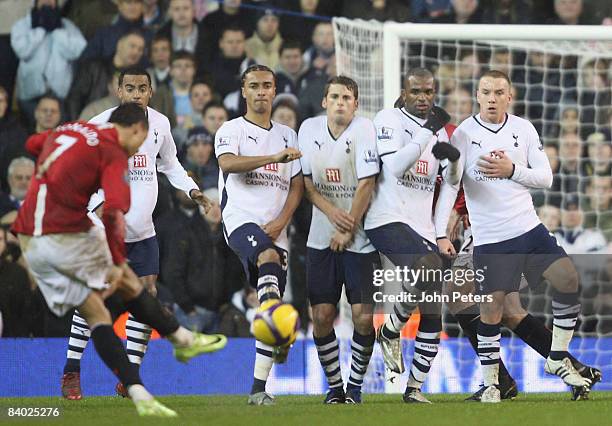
[550,326,574,353]
[483,364,499,388]
[168,326,194,348]
[127,384,153,402]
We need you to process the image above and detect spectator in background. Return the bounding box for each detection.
[410,0,451,22]
[583,0,612,25]
[456,50,482,92]
[0,157,35,218]
[584,175,612,242]
[0,0,38,108]
[0,225,37,337]
[583,132,612,176]
[481,0,531,24]
[80,0,151,62]
[554,104,580,138]
[197,0,255,71]
[577,57,611,137]
[64,0,117,40]
[431,0,483,23]
[278,0,328,50]
[276,40,309,98]
[521,51,561,135]
[558,132,583,194]
[245,6,283,69]
[443,87,473,125]
[218,285,257,337]
[538,204,561,233]
[302,21,334,74]
[181,126,219,190]
[489,48,525,86]
[556,195,607,253]
[147,35,173,91]
[173,80,216,148]
[341,0,411,22]
[32,95,61,134]
[0,87,28,193]
[10,0,86,127]
[158,186,244,333]
[545,0,590,25]
[66,30,145,119]
[201,101,229,139]
[142,0,166,32]
[435,62,458,95]
[158,0,205,55]
[169,50,197,126]
[298,54,335,119]
[207,26,255,99]
[78,73,120,122]
[272,98,298,130]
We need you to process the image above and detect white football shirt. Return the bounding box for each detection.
[365,107,451,243]
[215,117,301,251]
[439,113,549,246]
[89,106,198,242]
[299,116,379,253]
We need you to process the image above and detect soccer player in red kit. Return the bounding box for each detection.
[13,103,226,417]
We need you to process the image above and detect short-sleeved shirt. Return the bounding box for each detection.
[299,116,379,253]
[215,116,301,251]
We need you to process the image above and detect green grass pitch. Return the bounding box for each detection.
[1,393,611,425]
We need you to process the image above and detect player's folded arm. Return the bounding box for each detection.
[510,142,553,189]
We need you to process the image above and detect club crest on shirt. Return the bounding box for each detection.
[377,126,394,140]
[364,149,378,164]
[326,168,341,182]
[133,154,147,168]
[416,160,428,175]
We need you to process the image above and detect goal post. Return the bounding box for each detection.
[332,18,612,394]
[334,18,612,120]
[380,23,612,109]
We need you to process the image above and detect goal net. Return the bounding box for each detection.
[331,18,612,394]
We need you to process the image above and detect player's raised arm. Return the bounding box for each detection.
[262,131,304,241]
[217,149,302,174]
[377,106,451,179]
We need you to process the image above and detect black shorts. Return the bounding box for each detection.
[307,248,380,306]
[366,222,439,268]
[126,236,159,277]
[473,224,567,295]
[227,223,288,293]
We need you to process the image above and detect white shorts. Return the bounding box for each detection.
[20,227,112,316]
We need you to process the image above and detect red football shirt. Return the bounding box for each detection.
[432,123,466,214]
[12,122,130,264]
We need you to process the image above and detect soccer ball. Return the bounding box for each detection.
[252,300,300,347]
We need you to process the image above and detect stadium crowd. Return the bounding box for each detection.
[0,0,610,338]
